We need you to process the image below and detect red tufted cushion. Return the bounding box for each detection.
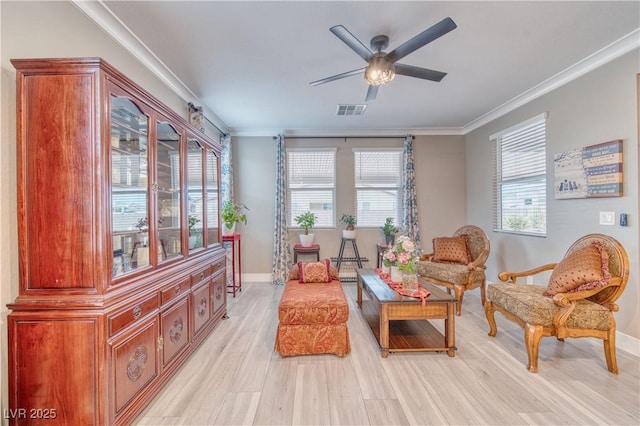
[543,242,610,296]
[432,236,471,265]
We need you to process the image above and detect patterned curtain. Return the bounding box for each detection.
[220,134,233,204]
[402,134,422,254]
[271,135,291,285]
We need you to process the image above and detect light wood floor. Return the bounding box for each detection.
[134,281,640,425]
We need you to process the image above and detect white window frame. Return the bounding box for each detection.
[286,148,336,228]
[353,148,403,228]
[492,113,547,236]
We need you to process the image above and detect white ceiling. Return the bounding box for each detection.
[92,1,639,136]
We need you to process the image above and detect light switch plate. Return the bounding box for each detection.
[599,211,615,225]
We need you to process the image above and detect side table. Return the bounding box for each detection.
[222,233,241,297]
[293,244,320,262]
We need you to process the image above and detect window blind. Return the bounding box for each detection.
[493,114,547,235]
[287,149,336,227]
[354,150,402,227]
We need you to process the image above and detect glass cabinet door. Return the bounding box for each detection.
[205,149,220,247]
[187,138,204,251]
[156,119,182,262]
[110,94,150,277]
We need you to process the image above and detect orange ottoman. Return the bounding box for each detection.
[274,279,351,357]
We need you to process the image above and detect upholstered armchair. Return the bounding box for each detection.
[416,225,490,315]
[484,234,629,373]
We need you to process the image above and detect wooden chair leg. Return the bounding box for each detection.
[454,285,464,316]
[480,280,486,307]
[524,324,543,373]
[484,301,497,337]
[604,327,618,374]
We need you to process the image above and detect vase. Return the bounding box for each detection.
[222,223,236,236]
[402,272,419,293]
[390,266,402,283]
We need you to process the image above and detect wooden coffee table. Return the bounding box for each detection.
[356,268,456,357]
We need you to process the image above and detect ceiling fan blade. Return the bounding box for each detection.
[309,67,366,86]
[385,17,457,64]
[365,85,378,101]
[330,25,373,62]
[395,63,447,82]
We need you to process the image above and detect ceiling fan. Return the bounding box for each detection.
[310,17,457,101]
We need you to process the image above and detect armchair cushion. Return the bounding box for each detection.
[544,242,610,296]
[297,259,332,283]
[488,283,612,330]
[416,260,483,287]
[432,236,471,265]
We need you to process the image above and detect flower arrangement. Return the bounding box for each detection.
[384,235,417,274]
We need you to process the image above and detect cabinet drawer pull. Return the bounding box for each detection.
[175,285,181,294]
[132,306,142,319]
[200,272,205,280]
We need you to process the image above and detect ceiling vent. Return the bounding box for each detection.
[336,104,367,116]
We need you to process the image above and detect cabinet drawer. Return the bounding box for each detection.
[192,280,212,337]
[211,257,225,275]
[190,265,213,285]
[109,295,159,336]
[160,297,190,368]
[160,277,191,306]
[212,273,226,314]
[111,317,159,414]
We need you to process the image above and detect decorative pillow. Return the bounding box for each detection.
[543,242,610,296]
[289,263,338,281]
[297,259,332,283]
[432,236,471,265]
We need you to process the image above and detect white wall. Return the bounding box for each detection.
[465,50,640,343]
[232,135,466,277]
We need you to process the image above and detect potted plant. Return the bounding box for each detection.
[294,211,316,246]
[380,217,399,245]
[221,200,248,235]
[340,213,356,239]
[188,214,201,248]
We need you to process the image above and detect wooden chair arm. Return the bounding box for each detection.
[498,263,557,284]
[552,277,623,307]
[420,253,434,261]
[468,249,489,270]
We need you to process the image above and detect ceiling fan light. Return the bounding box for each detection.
[364,57,395,86]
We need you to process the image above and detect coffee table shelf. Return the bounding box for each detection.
[356,268,457,357]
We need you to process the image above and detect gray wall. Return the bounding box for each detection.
[465,50,639,341]
[232,135,466,277]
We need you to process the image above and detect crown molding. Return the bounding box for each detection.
[463,28,640,134]
[71,0,229,133]
[73,1,638,138]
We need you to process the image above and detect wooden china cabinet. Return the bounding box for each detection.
[7,58,226,425]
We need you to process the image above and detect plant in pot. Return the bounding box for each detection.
[380,217,399,246]
[188,214,201,249]
[340,213,357,239]
[221,200,248,235]
[294,211,316,246]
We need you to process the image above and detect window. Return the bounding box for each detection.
[492,113,547,236]
[287,149,336,227]
[354,149,403,227]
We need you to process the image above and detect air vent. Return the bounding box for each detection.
[336,104,367,116]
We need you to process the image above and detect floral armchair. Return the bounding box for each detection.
[484,234,629,373]
[416,225,490,315]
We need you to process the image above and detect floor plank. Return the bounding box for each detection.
[133,281,640,426]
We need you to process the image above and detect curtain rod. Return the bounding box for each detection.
[204,115,228,138]
[188,102,228,138]
[272,135,414,140]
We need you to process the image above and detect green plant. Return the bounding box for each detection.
[188,214,201,235]
[294,211,316,234]
[221,200,248,228]
[380,217,399,236]
[340,213,356,230]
